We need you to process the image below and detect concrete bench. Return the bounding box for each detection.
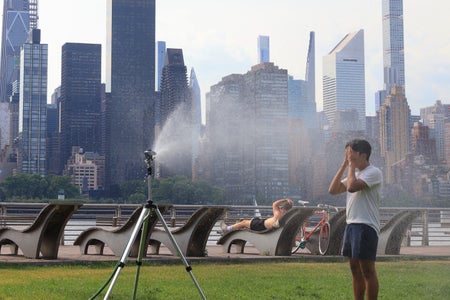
[149,206,227,257]
[0,203,82,259]
[74,205,171,257]
[304,208,347,255]
[216,207,315,256]
[377,210,422,255]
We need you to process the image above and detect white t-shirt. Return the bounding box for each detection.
[341,164,382,235]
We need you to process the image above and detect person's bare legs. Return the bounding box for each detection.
[349,259,365,300]
[349,258,379,300]
[359,259,378,300]
[230,220,251,230]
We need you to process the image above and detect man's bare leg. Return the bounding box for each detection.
[349,258,365,300]
[231,220,251,230]
[359,259,378,300]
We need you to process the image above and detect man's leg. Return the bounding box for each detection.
[349,258,365,300]
[359,259,378,300]
[231,220,251,230]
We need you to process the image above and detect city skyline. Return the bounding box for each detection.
[2,0,449,119]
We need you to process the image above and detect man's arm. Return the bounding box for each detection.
[346,163,368,193]
[328,156,348,195]
[272,198,290,209]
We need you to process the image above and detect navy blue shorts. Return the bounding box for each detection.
[250,218,267,231]
[342,223,378,261]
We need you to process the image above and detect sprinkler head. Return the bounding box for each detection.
[144,150,157,161]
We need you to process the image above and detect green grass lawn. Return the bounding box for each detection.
[0,260,449,299]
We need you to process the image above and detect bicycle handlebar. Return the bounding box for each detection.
[297,200,339,212]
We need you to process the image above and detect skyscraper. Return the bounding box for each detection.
[0,0,37,158]
[60,43,102,170]
[288,76,307,119]
[158,48,192,178]
[257,35,270,63]
[190,68,202,177]
[105,0,156,190]
[156,41,166,92]
[18,29,47,175]
[420,100,450,162]
[154,41,166,130]
[288,32,316,124]
[206,63,289,204]
[0,0,38,103]
[323,29,366,132]
[305,31,316,106]
[382,0,405,93]
[379,86,411,184]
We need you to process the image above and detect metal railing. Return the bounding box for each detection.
[1,202,449,246]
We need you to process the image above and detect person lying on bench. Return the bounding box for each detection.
[220,198,294,234]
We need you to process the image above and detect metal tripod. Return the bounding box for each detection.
[101,150,207,300]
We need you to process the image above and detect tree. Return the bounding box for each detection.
[44,175,79,199]
[151,176,225,205]
[119,180,147,203]
[0,174,79,200]
[1,174,47,199]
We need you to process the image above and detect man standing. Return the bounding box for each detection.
[328,139,382,300]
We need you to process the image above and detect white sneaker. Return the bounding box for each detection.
[220,220,229,235]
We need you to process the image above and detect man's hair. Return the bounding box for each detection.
[345,139,372,161]
[279,199,293,210]
[283,201,293,210]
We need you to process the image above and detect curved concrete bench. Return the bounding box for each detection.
[74,205,171,257]
[304,208,347,255]
[0,203,82,259]
[149,206,227,257]
[216,207,315,256]
[377,210,422,255]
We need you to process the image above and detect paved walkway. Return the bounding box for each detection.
[0,245,449,265]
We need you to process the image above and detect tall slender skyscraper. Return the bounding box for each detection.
[305,31,316,106]
[60,43,102,170]
[105,0,156,189]
[323,29,366,132]
[382,0,405,93]
[190,67,201,174]
[18,29,47,175]
[257,35,270,63]
[0,0,38,102]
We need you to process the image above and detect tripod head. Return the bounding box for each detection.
[144,150,156,177]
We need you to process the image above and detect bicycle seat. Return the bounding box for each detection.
[317,204,339,212]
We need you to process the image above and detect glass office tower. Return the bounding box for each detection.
[323,29,366,132]
[19,29,47,175]
[0,0,38,102]
[105,0,156,189]
[382,0,405,93]
[257,35,270,63]
[60,43,102,168]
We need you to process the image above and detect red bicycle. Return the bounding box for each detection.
[292,202,338,255]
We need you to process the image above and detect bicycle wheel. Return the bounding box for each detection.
[318,221,331,255]
[291,224,307,254]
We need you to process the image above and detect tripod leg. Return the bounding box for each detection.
[103,206,150,300]
[153,207,207,300]
[132,210,152,300]
[97,151,207,299]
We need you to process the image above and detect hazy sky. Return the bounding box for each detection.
[20,1,450,117]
